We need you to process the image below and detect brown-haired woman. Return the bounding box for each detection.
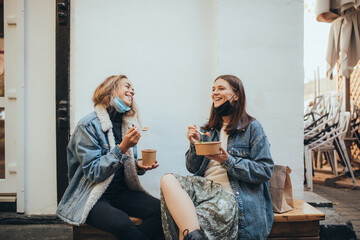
[57,75,163,240]
[161,75,274,240]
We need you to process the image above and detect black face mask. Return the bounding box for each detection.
[213,93,236,117]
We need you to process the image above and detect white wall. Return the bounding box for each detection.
[217,0,304,198]
[71,0,218,196]
[11,0,303,216]
[71,0,304,199]
[24,0,57,213]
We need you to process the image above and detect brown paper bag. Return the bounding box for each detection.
[269,165,294,213]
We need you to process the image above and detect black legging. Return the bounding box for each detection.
[86,190,163,240]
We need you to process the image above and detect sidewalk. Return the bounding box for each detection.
[312,183,360,239]
[0,213,72,240]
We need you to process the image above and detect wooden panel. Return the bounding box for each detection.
[269,237,319,240]
[0,193,16,196]
[313,171,360,189]
[74,201,324,239]
[334,177,360,189]
[73,225,116,240]
[274,200,325,222]
[73,217,142,240]
[269,221,320,237]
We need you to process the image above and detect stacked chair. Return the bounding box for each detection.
[304,94,331,130]
[351,104,360,153]
[303,93,357,191]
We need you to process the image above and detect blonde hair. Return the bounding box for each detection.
[92,74,139,118]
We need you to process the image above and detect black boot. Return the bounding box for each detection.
[183,229,206,240]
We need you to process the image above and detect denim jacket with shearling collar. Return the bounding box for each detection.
[56,105,146,226]
[186,119,274,240]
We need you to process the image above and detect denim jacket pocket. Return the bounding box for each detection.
[230,146,250,158]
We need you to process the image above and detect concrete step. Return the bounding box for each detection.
[304,190,333,208]
[0,212,63,225]
[0,212,72,240]
[0,224,72,240]
[317,207,357,240]
[304,191,357,240]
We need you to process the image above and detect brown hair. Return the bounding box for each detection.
[202,75,254,135]
[92,74,138,117]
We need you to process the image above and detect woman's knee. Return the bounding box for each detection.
[110,218,136,233]
[160,174,178,189]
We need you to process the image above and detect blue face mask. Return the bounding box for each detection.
[112,95,131,113]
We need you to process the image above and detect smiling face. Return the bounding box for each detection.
[115,78,135,107]
[212,78,238,108]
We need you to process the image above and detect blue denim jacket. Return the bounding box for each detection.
[186,120,274,240]
[56,105,145,226]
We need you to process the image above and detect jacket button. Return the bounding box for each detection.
[236,191,239,195]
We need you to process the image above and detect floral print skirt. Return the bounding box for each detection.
[160,174,238,240]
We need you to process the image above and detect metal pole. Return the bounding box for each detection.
[344,76,353,164]
[317,66,320,96]
[314,70,317,98]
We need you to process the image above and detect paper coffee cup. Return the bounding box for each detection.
[142,149,156,166]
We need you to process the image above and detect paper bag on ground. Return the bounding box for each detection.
[269,165,294,213]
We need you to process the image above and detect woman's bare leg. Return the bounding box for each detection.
[160,174,200,240]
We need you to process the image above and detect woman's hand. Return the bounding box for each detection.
[136,160,159,171]
[187,124,200,144]
[205,147,229,164]
[119,126,141,154]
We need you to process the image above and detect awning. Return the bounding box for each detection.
[316,0,360,79]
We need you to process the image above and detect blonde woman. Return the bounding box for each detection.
[57,75,163,240]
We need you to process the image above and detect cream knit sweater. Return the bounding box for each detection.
[204,123,234,195]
